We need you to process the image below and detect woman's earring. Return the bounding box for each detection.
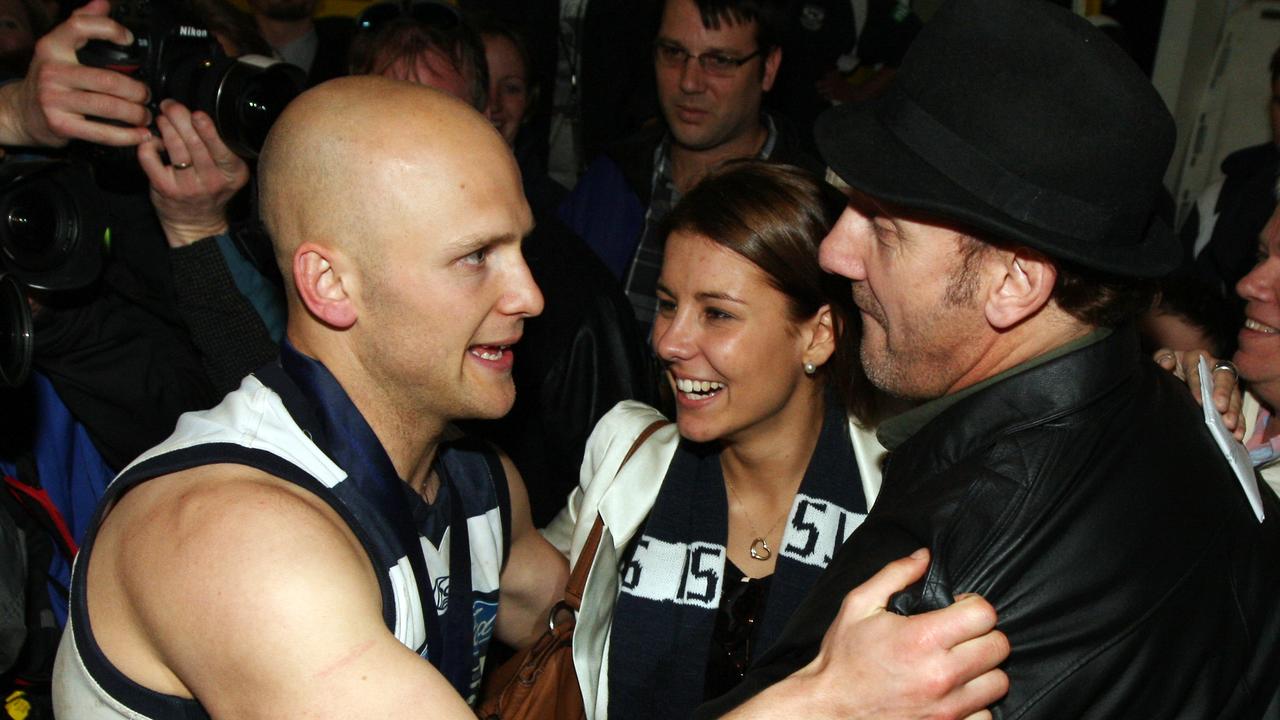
[803,361,817,376]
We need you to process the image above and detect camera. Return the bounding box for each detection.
[0,160,107,388]
[76,0,305,159]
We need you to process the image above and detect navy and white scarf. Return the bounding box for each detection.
[606,397,869,718]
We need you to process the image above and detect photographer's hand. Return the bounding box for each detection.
[140,99,250,248]
[0,0,151,148]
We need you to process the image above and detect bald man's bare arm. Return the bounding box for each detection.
[495,453,570,648]
[87,465,478,719]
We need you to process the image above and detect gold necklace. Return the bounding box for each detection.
[724,476,789,561]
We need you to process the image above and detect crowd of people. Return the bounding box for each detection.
[0,0,1278,718]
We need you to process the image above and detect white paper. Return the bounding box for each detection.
[1198,356,1265,522]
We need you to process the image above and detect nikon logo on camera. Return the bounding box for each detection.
[177,25,208,39]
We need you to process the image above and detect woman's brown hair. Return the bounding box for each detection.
[660,160,879,422]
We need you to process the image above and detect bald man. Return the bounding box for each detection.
[51,76,566,719]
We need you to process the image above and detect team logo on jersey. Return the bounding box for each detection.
[434,576,451,614]
[469,598,500,701]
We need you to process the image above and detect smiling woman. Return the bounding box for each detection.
[543,160,887,719]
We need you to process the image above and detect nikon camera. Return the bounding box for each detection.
[0,0,307,386]
[76,0,306,159]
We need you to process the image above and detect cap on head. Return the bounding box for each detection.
[815,0,1177,278]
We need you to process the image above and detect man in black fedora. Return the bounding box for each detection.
[699,0,1280,717]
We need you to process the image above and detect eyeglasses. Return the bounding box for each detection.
[653,40,762,77]
[356,0,460,34]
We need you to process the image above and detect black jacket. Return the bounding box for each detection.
[700,328,1280,718]
[27,191,225,470]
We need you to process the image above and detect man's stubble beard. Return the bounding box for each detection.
[851,258,983,401]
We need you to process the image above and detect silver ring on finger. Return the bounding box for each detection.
[1211,359,1239,384]
[171,161,193,170]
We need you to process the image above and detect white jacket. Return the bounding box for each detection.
[542,400,886,719]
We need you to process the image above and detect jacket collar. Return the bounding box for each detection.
[887,326,1141,469]
[879,327,1111,450]
[596,422,683,549]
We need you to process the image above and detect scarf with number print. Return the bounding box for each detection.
[606,397,869,718]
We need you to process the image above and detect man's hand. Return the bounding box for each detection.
[1153,347,1244,440]
[729,549,1010,720]
[0,0,150,148]
[139,99,250,248]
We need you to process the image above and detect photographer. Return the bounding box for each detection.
[0,0,152,149]
[3,0,285,462]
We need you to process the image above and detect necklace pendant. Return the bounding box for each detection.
[749,537,772,561]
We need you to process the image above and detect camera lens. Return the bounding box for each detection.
[0,273,33,388]
[0,186,75,275]
[212,56,306,159]
[0,161,106,292]
[4,193,64,269]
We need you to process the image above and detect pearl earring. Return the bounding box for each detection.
[803,362,816,375]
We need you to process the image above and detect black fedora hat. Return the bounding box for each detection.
[815,0,1178,277]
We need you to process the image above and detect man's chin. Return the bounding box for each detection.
[667,126,727,153]
[859,348,895,394]
[859,346,931,400]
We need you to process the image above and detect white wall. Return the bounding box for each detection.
[1157,0,1278,224]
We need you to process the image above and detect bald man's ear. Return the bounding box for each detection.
[984,248,1057,330]
[294,243,358,329]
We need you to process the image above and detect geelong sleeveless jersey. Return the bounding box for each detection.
[54,349,511,719]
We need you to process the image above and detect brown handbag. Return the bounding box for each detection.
[476,419,669,720]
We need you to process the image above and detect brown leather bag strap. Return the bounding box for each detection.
[563,518,605,610]
[562,418,669,610]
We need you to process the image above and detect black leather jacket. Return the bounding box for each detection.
[700,328,1280,718]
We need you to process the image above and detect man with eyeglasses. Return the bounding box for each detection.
[558,0,823,340]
